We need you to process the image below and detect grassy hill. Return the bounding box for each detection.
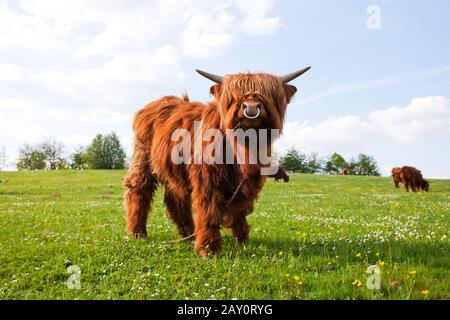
[0,171,448,299]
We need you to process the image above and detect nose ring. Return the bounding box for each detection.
[244,107,260,119]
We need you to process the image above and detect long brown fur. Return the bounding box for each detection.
[123,72,299,256]
[399,166,429,192]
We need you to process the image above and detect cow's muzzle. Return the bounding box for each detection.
[243,102,261,119]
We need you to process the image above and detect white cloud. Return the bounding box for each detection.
[181,0,281,57]
[0,0,81,53]
[182,11,235,58]
[55,46,182,91]
[0,96,131,148]
[2,0,165,55]
[0,64,25,81]
[235,0,281,35]
[0,0,281,58]
[0,0,283,103]
[276,96,450,177]
[1,46,185,107]
[278,96,450,153]
[369,96,450,142]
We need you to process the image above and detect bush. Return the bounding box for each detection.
[85,133,126,169]
[16,145,47,171]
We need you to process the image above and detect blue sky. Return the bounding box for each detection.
[1,0,449,177]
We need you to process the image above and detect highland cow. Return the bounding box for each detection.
[123,67,311,257]
[391,167,402,189]
[342,168,349,176]
[399,166,429,192]
[270,167,290,183]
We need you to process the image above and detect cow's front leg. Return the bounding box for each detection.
[194,221,223,257]
[191,189,224,257]
[230,215,250,245]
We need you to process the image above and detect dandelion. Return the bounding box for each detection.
[296,231,308,237]
[420,290,429,296]
[352,279,362,287]
[278,251,284,256]
[356,253,362,258]
[378,260,385,268]
[293,275,303,285]
[409,270,417,276]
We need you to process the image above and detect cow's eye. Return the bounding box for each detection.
[227,98,234,109]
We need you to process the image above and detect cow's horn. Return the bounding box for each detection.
[280,66,311,84]
[196,69,224,84]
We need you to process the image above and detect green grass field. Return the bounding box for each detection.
[0,171,448,300]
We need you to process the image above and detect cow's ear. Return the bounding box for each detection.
[210,84,222,97]
[283,84,298,104]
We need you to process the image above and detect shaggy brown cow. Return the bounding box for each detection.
[399,166,429,192]
[342,168,349,176]
[270,167,289,183]
[123,67,311,257]
[391,167,402,189]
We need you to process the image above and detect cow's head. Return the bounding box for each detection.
[391,167,401,176]
[422,179,430,192]
[196,67,310,131]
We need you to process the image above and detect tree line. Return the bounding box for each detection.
[16,133,127,171]
[11,136,380,176]
[279,149,380,176]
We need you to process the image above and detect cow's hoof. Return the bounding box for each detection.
[127,230,147,239]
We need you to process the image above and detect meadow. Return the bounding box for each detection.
[0,170,448,300]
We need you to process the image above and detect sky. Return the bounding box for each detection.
[0,0,449,178]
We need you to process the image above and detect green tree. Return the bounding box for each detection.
[85,133,126,169]
[40,139,66,170]
[353,153,380,176]
[306,152,323,174]
[347,156,357,175]
[16,145,46,171]
[70,146,89,170]
[279,148,308,173]
[324,152,347,174]
[55,159,70,170]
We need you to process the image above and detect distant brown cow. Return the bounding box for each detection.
[342,168,349,176]
[270,167,289,183]
[391,167,402,189]
[399,166,429,192]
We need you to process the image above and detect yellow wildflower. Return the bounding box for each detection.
[378,260,385,268]
[409,270,417,276]
[421,290,429,296]
[293,275,302,285]
[352,279,362,287]
[356,253,362,258]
